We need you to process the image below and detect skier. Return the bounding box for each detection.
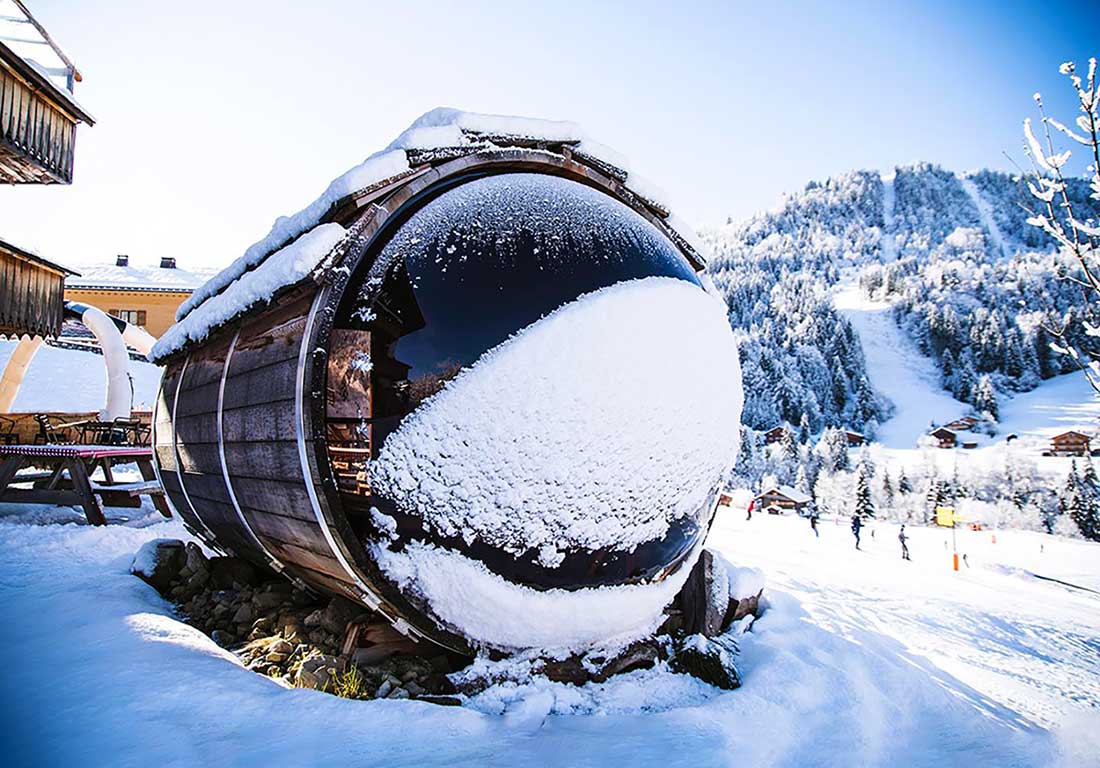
[899,524,910,561]
[746,498,754,521]
[851,513,863,550]
[810,511,820,538]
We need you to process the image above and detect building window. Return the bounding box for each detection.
[111,309,147,327]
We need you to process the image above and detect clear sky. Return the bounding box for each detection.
[1,0,1096,271]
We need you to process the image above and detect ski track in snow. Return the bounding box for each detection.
[833,279,963,449]
[959,175,1008,259]
[2,498,1098,766]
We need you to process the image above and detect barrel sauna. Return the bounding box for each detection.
[152,121,743,654]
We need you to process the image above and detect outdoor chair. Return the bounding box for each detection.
[32,414,73,444]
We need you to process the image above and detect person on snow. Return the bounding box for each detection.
[851,513,863,550]
[746,498,754,521]
[810,511,820,538]
[899,524,911,561]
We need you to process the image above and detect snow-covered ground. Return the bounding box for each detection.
[959,174,1008,259]
[1,496,1097,767]
[834,279,963,449]
[0,340,162,413]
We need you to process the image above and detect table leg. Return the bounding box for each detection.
[67,458,106,526]
[138,458,172,518]
[101,458,115,485]
[45,463,66,490]
[0,455,25,495]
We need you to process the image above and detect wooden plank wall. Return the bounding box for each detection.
[0,64,77,184]
[0,250,66,337]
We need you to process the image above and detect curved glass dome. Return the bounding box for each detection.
[325,172,717,594]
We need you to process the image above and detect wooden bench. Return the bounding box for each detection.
[0,444,172,525]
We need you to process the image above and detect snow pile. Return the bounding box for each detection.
[372,539,701,652]
[172,108,705,339]
[129,538,170,580]
[151,223,346,361]
[371,277,743,560]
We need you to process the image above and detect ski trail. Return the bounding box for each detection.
[959,175,1008,259]
[834,278,963,448]
[879,171,898,261]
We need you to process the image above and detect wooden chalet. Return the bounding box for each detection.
[943,416,979,432]
[843,429,865,447]
[929,427,956,449]
[0,1,94,184]
[0,236,75,337]
[764,425,790,445]
[1049,431,1091,457]
[756,485,812,515]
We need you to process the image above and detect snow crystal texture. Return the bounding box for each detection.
[371,276,743,559]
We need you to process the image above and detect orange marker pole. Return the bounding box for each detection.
[953,552,959,571]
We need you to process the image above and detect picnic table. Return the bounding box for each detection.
[0,444,171,525]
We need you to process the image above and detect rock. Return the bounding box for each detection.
[253,590,287,611]
[374,679,393,699]
[419,695,462,707]
[677,549,728,637]
[130,539,186,594]
[387,686,410,700]
[304,609,324,628]
[420,673,458,695]
[320,597,363,635]
[296,654,344,691]
[670,634,740,690]
[266,652,289,664]
[232,603,254,625]
[592,641,662,682]
[208,557,262,590]
[269,638,294,656]
[429,655,451,673]
[211,630,236,648]
[351,644,404,667]
[183,542,209,575]
[404,680,425,697]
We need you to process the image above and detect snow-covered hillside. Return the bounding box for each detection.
[1,500,1096,766]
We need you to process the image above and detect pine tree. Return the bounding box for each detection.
[881,467,895,507]
[855,464,876,519]
[798,413,811,444]
[898,467,912,494]
[974,375,999,420]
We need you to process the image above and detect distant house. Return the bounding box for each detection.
[930,427,957,449]
[1049,431,1091,457]
[64,256,216,338]
[0,2,95,183]
[843,429,865,447]
[764,425,790,445]
[943,416,979,432]
[756,485,812,515]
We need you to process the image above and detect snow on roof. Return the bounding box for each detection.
[760,485,812,504]
[67,262,217,292]
[0,0,92,122]
[151,224,347,361]
[165,108,707,358]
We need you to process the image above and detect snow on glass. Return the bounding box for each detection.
[370,276,743,565]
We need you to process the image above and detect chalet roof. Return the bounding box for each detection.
[0,236,77,276]
[66,261,216,293]
[0,0,93,124]
[930,427,956,438]
[150,108,708,363]
[1052,431,1090,441]
[759,485,812,504]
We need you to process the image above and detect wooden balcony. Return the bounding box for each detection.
[0,40,93,185]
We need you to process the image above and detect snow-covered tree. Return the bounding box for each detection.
[854,463,876,519]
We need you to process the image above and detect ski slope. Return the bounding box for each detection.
[833,280,963,448]
[1,498,1097,767]
[959,175,1009,259]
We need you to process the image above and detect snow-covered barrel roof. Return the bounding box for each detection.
[150,108,707,363]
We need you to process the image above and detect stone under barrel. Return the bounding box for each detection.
[151,118,743,655]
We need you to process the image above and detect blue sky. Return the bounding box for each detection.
[1,0,1096,270]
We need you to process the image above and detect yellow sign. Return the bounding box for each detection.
[935,506,957,527]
